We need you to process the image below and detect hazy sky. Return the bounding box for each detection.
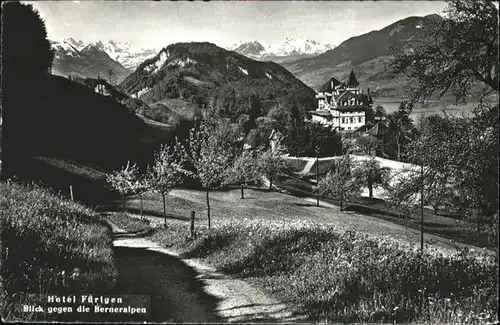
[28,1,447,50]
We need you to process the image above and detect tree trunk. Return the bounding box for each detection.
[122,195,125,213]
[316,153,320,207]
[340,194,344,211]
[396,138,401,161]
[206,188,211,229]
[162,194,166,226]
[420,163,424,251]
[475,210,481,246]
[269,174,273,191]
[368,177,373,198]
[140,192,143,217]
[241,183,244,199]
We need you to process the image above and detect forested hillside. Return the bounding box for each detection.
[118,42,316,123]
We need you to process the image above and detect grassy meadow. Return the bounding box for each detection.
[117,186,492,252]
[275,174,495,249]
[108,212,498,324]
[0,181,117,322]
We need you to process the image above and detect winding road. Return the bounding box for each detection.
[108,221,303,323]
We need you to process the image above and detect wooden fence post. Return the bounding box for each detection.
[69,185,74,201]
[190,211,195,237]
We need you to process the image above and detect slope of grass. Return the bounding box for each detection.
[275,155,495,248]
[0,182,117,322]
[134,98,202,126]
[113,214,498,324]
[12,156,116,207]
[154,98,200,118]
[117,187,491,252]
[275,174,494,249]
[4,74,175,206]
[31,156,107,181]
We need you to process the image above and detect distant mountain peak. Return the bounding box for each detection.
[230,38,335,62]
[50,38,130,84]
[80,43,110,59]
[62,37,86,51]
[233,41,267,56]
[51,38,158,70]
[89,40,158,70]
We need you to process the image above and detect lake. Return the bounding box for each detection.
[373,97,478,121]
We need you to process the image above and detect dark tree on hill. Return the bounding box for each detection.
[392,0,498,105]
[2,2,54,77]
[290,103,301,128]
[108,68,116,86]
[267,107,291,134]
[286,122,342,157]
[248,94,262,120]
[347,70,360,87]
[239,94,261,131]
[1,1,54,179]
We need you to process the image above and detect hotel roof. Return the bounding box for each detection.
[317,77,343,93]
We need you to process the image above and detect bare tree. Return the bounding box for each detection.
[106,161,138,212]
[226,149,262,199]
[147,143,185,226]
[318,154,362,211]
[353,156,392,199]
[260,133,289,191]
[179,119,238,228]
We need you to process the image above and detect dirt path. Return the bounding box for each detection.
[109,221,304,323]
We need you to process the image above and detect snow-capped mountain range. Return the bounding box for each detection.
[92,40,158,70]
[48,37,333,84]
[49,39,132,84]
[228,37,336,62]
[51,38,158,70]
[51,37,332,70]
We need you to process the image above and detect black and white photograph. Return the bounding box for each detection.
[1,0,498,323]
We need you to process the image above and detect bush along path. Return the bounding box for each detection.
[105,213,306,323]
[107,211,498,324]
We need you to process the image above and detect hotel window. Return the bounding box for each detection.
[341,117,346,124]
[349,117,354,123]
[358,116,362,123]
